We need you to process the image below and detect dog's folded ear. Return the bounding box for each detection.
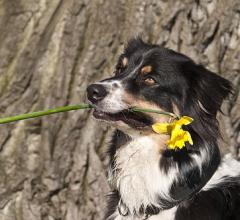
[182,61,233,116]
[124,37,149,56]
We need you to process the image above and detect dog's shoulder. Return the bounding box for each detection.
[175,154,240,220]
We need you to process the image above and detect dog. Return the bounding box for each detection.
[87,37,240,220]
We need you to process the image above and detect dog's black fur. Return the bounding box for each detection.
[87,38,240,220]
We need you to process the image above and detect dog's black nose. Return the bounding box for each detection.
[87,84,107,103]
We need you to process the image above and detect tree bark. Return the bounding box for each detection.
[0,0,239,219]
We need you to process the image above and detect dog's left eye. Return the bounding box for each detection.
[114,67,122,76]
[114,57,128,76]
[114,64,124,76]
[144,77,156,85]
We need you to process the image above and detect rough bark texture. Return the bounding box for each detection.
[0,0,239,219]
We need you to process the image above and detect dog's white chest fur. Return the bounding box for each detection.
[109,135,177,215]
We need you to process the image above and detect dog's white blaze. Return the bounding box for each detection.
[127,60,144,77]
[93,60,145,114]
[203,153,240,190]
[109,136,178,215]
[94,81,128,113]
[107,207,177,220]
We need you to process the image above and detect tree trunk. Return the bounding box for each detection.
[0,0,239,219]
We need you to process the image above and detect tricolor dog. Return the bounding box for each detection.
[87,38,240,220]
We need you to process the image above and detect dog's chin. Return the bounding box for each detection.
[93,109,153,130]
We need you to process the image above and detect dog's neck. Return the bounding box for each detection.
[108,129,220,217]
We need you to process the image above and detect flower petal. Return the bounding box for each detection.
[167,138,186,149]
[176,116,193,126]
[167,128,193,149]
[152,123,171,134]
[185,131,193,145]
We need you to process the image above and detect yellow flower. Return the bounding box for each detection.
[152,116,193,150]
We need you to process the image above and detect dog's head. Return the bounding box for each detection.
[87,38,232,137]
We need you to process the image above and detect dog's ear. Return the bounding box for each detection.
[182,61,233,116]
[124,37,148,56]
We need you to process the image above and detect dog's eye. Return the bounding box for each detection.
[144,77,156,85]
[114,66,122,75]
[114,64,124,76]
[114,57,128,76]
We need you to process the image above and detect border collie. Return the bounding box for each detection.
[87,38,240,220]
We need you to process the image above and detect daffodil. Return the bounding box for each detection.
[152,116,193,150]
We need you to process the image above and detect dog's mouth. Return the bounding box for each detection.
[93,109,153,129]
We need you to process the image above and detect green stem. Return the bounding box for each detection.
[0,104,179,125]
[131,107,179,119]
[0,104,93,124]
